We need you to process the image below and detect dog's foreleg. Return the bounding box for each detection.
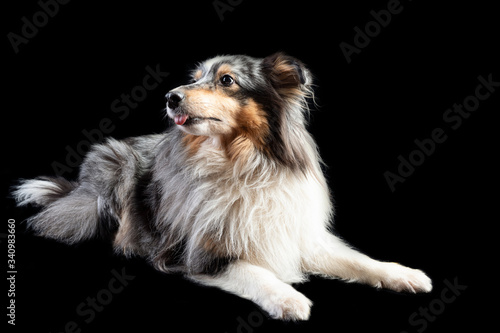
[191,261,312,321]
[303,234,432,293]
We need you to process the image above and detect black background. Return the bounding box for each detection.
[3,0,498,332]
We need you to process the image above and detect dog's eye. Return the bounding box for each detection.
[220,74,234,86]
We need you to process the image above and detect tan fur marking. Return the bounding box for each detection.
[114,210,144,256]
[225,135,255,164]
[202,237,227,256]
[184,88,240,127]
[181,87,269,164]
[216,64,233,78]
[237,99,269,148]
[194,69,203,81]
[182,134,208,156]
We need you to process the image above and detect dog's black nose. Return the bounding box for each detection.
[165,91,184,109]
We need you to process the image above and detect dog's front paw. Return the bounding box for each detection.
[377,262,433,293]
[260,285,312,321]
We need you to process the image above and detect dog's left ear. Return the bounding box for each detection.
[262,52,311,94]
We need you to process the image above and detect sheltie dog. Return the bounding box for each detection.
[13,53,432,320]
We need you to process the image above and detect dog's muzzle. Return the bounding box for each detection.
[165,91,189,125]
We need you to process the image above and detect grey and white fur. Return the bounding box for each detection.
[13,53,432,320]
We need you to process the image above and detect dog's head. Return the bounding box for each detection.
[165,53,314,168]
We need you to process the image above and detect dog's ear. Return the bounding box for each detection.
[260,53,313,172]
[262,52,311,95]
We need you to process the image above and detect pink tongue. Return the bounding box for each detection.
[174,114,188,125]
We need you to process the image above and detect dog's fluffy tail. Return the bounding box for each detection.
[13,176,77,207]
[12,176,101,244]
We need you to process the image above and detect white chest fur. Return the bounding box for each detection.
[166,139,334,283]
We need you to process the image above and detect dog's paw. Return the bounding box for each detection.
[376,262,433,293]
[261,285,312,321]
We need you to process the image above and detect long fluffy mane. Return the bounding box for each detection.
[125,53,333,283]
